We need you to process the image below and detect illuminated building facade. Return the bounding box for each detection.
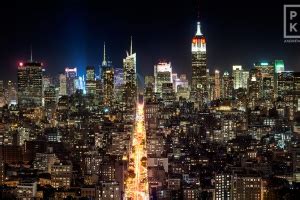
[59,73,67,96]
[96,182,121,200]
[208,70,221,101]
[85,66,97,95]
[42,75,51,95]
[248,69,260,108]
[254,62,275,102]
[16,181,37,199]
[275,60,285,73]
[33,151,59,173]
[277,72,294,97]
[114,68,124,103]
[101,43,114,109]
[17,61,43,108]
[144,75,155,101]
[154,61,172,97]
[7,80,17,106]
[173,74,189,100]
[75,75,85,93]
[51,162,72,188]
[221,71,233,99]
[214,70,221,100]
[122,38,137,121]
[232,175,263,200]
[44,86,56,110]
[161,82,175,105]
[233,65,248,90]
[191,21,207,106]
[65,67,77,96]
[215,174,231,200]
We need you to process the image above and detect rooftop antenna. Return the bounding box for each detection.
[197,0,200,20]
[130,36,133,55]
[30,45,33,62]
[103,42,106,62]
[195,0,203,36]
[102,42,107,66]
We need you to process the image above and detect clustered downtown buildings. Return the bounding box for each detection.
[0,21,300,200]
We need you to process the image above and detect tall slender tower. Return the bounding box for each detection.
[122,37,137,121]
[101,42,114,110]
[214,70,221,100]
[191,22,207,106]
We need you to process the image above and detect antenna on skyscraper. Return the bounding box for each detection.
[195,0,203,36]
[30,45,33,62]
[130,36,133,55]
[197,0,200,20]
[102,42,107,66]
[103,42,106,63]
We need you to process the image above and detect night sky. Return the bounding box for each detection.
[0,0,299,81]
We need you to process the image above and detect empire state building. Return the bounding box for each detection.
[191,21,207,107]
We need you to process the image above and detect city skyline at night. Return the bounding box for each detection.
[0,0,300,81]
[1,1,300,199]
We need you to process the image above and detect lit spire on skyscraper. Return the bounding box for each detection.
[196,21,203,36]
[102,42,107,67]
[130,36,133,55]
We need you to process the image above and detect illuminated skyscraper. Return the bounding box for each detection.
[42,76,51,92]
[59,73,67,96]
[275,60,285,73]
[44,86,57,110]
[17,61,43,108]
[221,71,233,99]
[232,65,249,90]
[161,82,175,105]
[86,66,95,81]
[145,75,155,89]
[242,71,249,89]
[214,70,221,100]
[114,68,124,103]
[232,65,242,89]
[277,71,294,97]
[174,74,189,100]
[75,76,85,93]
[7,80,17,106]
[65,67,77,96]
[122,37,137,120]
[277,71,294,119]
[248,69,260,108]
[215,174,231,200]
[191,21,207,106]
[207,70,214,101]
[101,43,114,109]
[144,75,155,101]
[254,62,275,102]
[85,66,97,95]
[154,61,172,97]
